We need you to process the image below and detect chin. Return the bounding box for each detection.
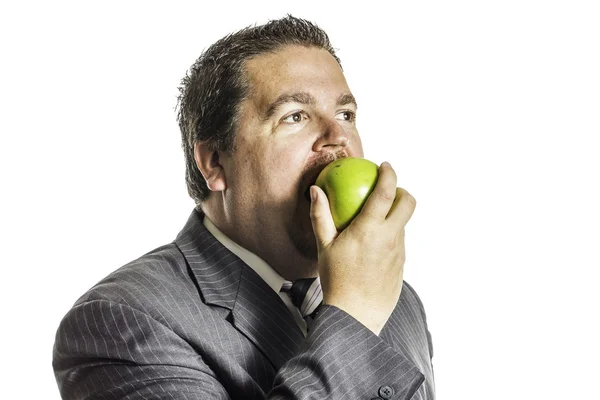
[287,196,318,260]
[288,214,318,261]
[291,231,318,261]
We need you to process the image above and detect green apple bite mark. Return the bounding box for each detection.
[315,157,379,231]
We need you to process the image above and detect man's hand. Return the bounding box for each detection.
[309,161,416,336]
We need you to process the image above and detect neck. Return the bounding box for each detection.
[201,202,318,281]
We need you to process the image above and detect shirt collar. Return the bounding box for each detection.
[202,215,287,294]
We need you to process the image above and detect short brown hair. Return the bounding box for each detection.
[176,15,341,208]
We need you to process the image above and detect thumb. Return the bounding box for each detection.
[309,185,338,251]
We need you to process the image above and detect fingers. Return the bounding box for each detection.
[387,187,417,227]
[356,162,398,224]
[309,185,338,251]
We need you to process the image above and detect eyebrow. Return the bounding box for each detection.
[337,93,358,109]
[263,92,358,121]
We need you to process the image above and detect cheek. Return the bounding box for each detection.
[257,143,307,197]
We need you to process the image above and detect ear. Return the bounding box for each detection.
[193,141,227,192]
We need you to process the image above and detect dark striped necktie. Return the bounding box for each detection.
[281,277,323,320]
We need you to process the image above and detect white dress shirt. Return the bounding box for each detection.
[203,216,308,336]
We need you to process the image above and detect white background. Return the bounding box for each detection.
[1,1,599,398]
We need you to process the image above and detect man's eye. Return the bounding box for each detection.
[282,112,305,124]
[337,111,356,122]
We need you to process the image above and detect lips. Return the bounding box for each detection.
[300,153,347,203]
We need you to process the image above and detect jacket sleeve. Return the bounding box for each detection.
[269,305,425,400]
[54,300,425,399]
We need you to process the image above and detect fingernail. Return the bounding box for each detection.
[381,161,391,168]
[310,186,317,202]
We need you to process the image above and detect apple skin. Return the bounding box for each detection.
[315,157,379,231]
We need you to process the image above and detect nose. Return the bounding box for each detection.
[312,118,349,153]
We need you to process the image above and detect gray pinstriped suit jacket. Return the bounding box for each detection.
[53,210,435,399]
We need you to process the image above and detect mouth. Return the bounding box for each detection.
[299,153,348,204]
[301,165,328,202]
[304,186,312,202]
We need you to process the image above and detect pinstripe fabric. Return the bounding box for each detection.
[53,209,435,399]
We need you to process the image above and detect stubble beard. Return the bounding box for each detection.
[289,224,318,261]
[288,199,319,262]
[288,149,347,262]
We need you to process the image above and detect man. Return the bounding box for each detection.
[53,15,435,399]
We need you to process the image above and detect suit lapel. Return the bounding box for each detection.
[175,210,304,370]
[232,265,305,369]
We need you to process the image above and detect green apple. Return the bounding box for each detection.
[315,157,379,231]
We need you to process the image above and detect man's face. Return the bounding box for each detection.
[219,44,364,276]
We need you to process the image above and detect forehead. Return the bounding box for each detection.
[242,45,350,105]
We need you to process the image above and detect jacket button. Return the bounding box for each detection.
[378,385,395,399]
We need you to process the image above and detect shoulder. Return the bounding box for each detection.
[397,280,432,333]
[402,281,425,309]
[72,242,197,316]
